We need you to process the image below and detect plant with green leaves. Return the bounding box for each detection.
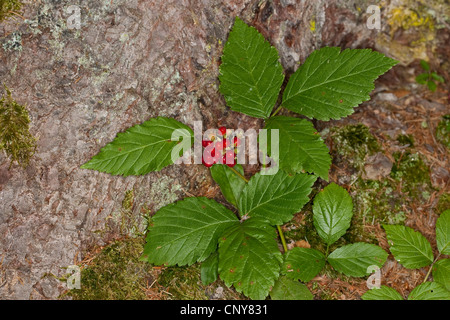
[415,59,445,92]
[362,209,450,300]
[82,17,397,299]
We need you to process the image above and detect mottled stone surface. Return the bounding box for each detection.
[0,0,391,299]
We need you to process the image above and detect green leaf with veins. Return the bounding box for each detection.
[218,217,282,300]
[383,224,433,269]
[264,116,331,180]
[312,183,353,245]
[142,197,238,266]
[219,17,284,119]
[81,117,193,176]
[282,47,398,120]
[327,242,388,277]
[238,170,316,225]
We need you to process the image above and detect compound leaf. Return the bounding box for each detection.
[408,282,450,300]
[328,242,388,277]
[281,247,326,282]
[361,286,404,300]
[264,116,331,180]
[433,259,450,291]
[270,276,313,300]
[312,183,353,245]
[238,170,316,225]
[210,164,246,207]
[436,209,450,255]
[142,197,238,266]
[282,47,398,120]
[218,217,282,300]
[219,17,284,119]
[81,117,193,176]
[383,224,433,269]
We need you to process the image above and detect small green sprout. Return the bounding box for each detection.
[415,59,445,92]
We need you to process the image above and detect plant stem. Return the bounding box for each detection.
[270,105,283,118]
[229,166,249,183]
[277,225,288,253]
[423,253,441,283]
[325,244,330,257]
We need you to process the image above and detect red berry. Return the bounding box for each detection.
[233,136,241,147]
[215,140,224,152]
[223,138,231,149]
[202,157,214,167]
[218,126,227,136]
[202,140,212,147]
[202,151,216,167]
[223,150,236,167]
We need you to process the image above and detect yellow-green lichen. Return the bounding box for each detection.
[0,85,36,168]
[376,0,438,64]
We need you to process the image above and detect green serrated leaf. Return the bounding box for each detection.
[142,197,238,266]
[201,252,219,285]
[264,116,331,180]
[210,164,246,207]
[408,282,450,300]
[270,276,313,300]
[312,183,353,245]
[433,259,450,291]
[431,72,445,83]
[420,59,430,71]
[282,47,398,120]
[281,247,325,282]
[436,209,450,254]
[415,73,429,85]
[219,17,284,119]
[81,117,193,176]
[383,224,434,269]
[238,170,316,225]
[328,242,388,277]
[361,286,404,300]
[427,80,437,92]
[218,217,282,300]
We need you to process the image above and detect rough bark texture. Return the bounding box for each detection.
[0,0,442,299]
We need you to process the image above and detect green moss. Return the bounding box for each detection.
[66,237,153,300]
[397,134,415,147]
[351,178,407,226]
[0,85,36,168]
[158,263,244,300]
[331,124,380,170]
[391,151,431,195]
[0,0,22,21]
[437,193,450,214]
[436,114,450,149]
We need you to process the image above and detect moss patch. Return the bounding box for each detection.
[0,0,22,22]
[436,114,450,149]
[66,237,153,300]
[157,263,244,300]
[0,85,36,168]
[330,124,380,170]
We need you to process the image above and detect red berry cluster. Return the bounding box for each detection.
[202,126,241,168]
